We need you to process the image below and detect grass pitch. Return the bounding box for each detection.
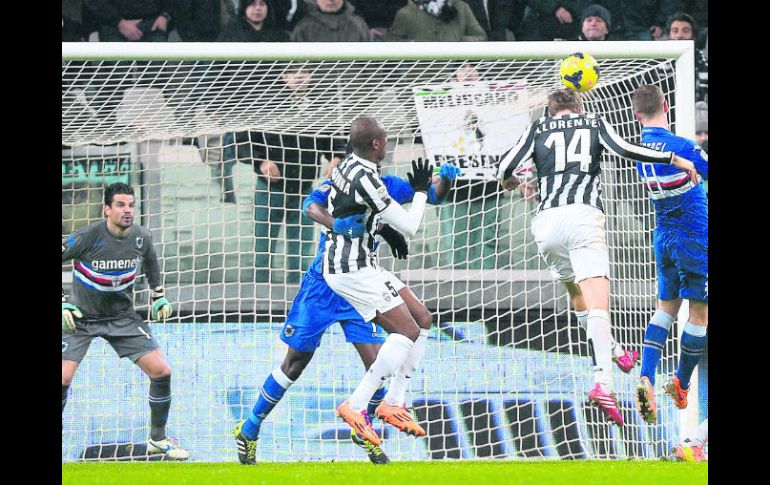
[63,461,707,485]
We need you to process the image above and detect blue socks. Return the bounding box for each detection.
[242,368,295,440]
[641,310,674,385]
[676,322,707,389]
[368,386,387,417]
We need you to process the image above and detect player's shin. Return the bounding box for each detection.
[384,328,429,407]
[349,334,414,413]
[586,310,613,391]
[149,375,172,441]
[676,322,707,389]
[640,310,674,385]
[576,310,623,359]
[243,368,295,440]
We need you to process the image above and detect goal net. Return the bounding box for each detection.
[62,42,700,462]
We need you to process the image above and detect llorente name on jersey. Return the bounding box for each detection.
[91,258,140,271]
[535,117,599,134]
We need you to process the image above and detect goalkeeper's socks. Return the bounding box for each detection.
[384,328,429,406]
[577,310,624,359]
[676,322,707,389]
[149,375,172,441]
[349,334,413,413]
[640,310,674,386]
[62,385,69,413]
[243,368,295,440]
[367,385,387,417]
[586,310,613,392]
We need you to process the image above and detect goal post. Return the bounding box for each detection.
[62,41,700,462]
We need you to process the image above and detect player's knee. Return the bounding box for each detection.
[282,353,313,380]
[62,373,73,386]
[148,364,172,379]
[689,301,708,326]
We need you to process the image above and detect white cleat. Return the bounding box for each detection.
[147,438,190,460]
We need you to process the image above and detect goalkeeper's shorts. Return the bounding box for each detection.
[61,313,159,363]
[654,228,708,303]
[282,272,387,353]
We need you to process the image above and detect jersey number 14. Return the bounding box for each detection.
[544,128,591,173]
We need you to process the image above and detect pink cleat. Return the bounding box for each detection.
[613,349,639,373]
[588,383,624,427]
[675,443,708,462]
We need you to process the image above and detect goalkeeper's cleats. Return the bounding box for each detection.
[675,442,707,462]
[613,349,639,373]
[636,376,658,424]
[233,420,258,465]
[62,302,82,332]
[147,437,189,460]
[336,400,381,446]
[351,430,390,464]
[588,383,624,427]
[663,376,689,409]
[374,402,426,437]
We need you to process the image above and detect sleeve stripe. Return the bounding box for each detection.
[497,123,536,180]
[598,119,674,164]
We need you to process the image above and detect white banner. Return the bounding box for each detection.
[413,81,531,181]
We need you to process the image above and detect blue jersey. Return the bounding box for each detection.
[637,127,708,236]
[302,176,440,279]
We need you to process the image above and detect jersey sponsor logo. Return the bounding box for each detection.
[90,258,139,271]
[136,236,144,249]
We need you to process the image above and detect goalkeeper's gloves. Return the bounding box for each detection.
[438,162,462,181]
[62,294,82,333]
[333,214,366,238]
[151,286,173,321]
[378,224,409,260]
[407,157,434,193]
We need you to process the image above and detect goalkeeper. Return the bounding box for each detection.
[233,157,460,465]
[61,183,187,460]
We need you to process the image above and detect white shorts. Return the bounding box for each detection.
[531,204,609,283]
[323,266,406,322]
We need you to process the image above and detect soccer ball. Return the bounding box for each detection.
[560,53,599,92]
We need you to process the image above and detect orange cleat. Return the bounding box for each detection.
[663,376,689,409]
[336,400,381,446]
[375,402,426,437]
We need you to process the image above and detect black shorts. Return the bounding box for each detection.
[61,314,159,364]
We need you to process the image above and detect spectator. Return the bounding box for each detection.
[63,0,86,41]
[577,3,611,41]
[666,12,708,102]
[226,66,346,283]
[464,0,492,38]
[694,101,707,147]
[622,0,675,40]
[291,0,372,41]
[85,0,173,42]
[518,1,583,41]
[217,0,291,41]
[486,0,527,41]
[389,0,487,41]
[272,0,310,32]
[171,0,237,41]
[349,0,408,40]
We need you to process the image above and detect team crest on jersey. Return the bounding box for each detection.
[377,185,391,202]
[136,236,144,249]
[111,275,123,287]
[284,325,295,337]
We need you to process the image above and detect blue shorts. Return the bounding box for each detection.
[654,227,708,303]
[281,273,387,352]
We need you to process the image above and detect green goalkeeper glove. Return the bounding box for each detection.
[151,287,173,321]
[62,295,82,333]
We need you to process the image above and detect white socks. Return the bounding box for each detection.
[586,309,613,392]
[384,328,429,407]
[349,333,414,413]
[577,310,624,359]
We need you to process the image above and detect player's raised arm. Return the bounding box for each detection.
[376,160,432,237]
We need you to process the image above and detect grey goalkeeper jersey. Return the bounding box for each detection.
[62,220,161,322]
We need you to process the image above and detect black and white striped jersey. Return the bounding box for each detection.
[323,153,392,274]
[497,113,675,214]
